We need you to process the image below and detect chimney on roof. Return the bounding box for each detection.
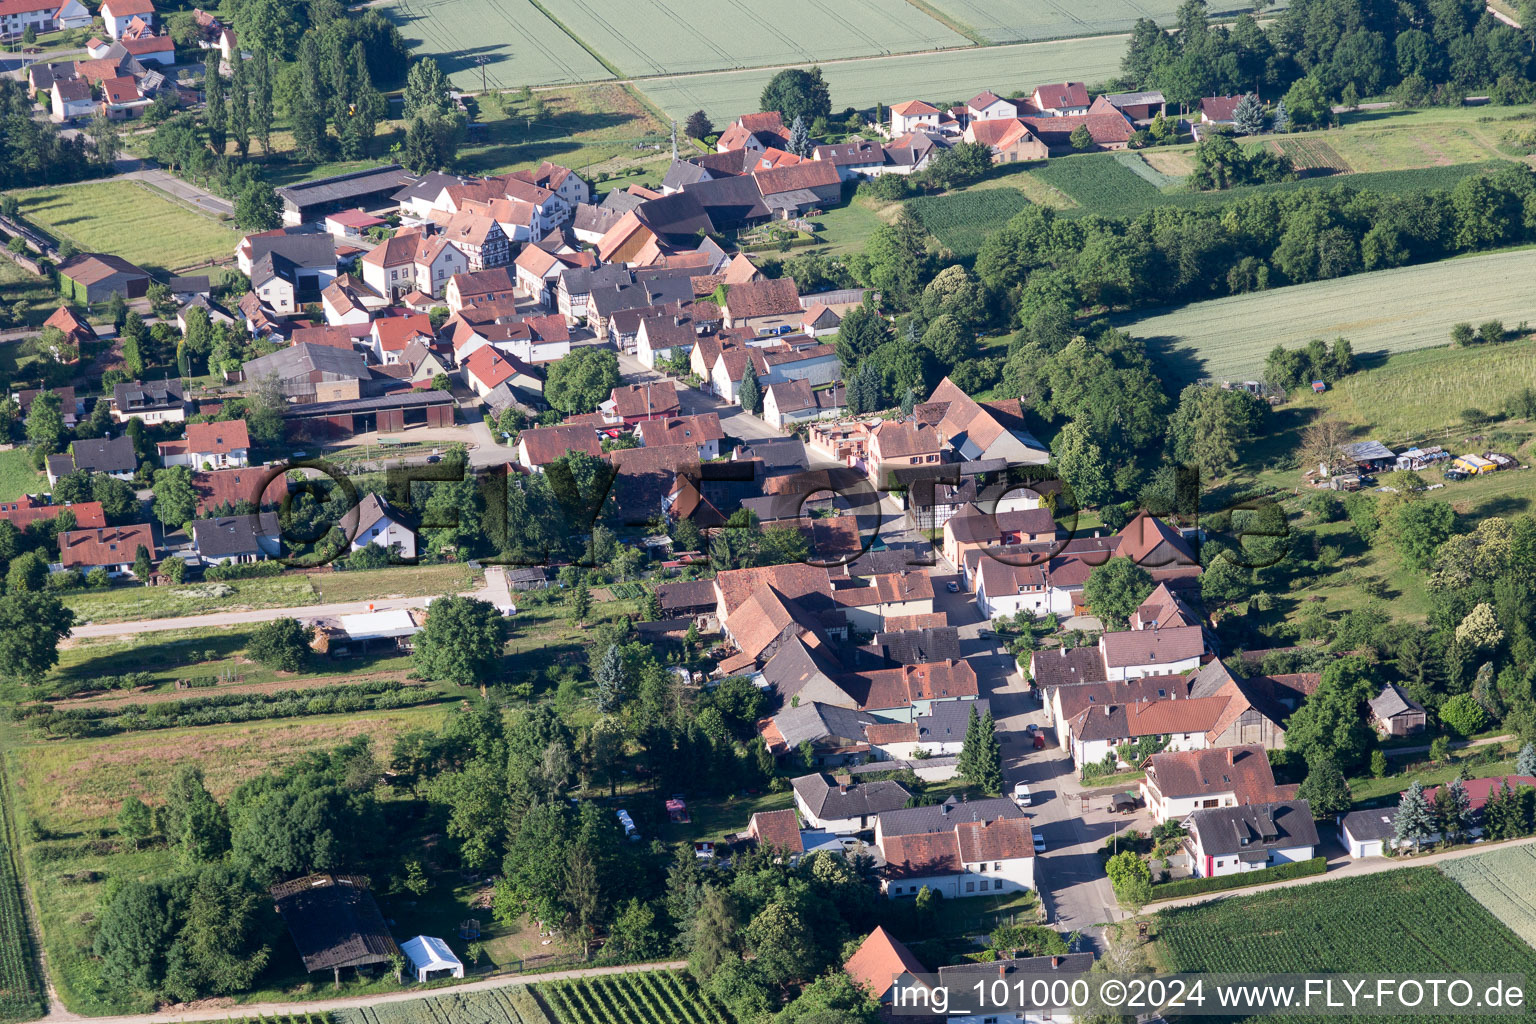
[1051,955,1061,969]
[999,963,1007,978]
[1104,704,1112,716]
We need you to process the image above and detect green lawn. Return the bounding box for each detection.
[0,259,61,329]
[1347,745,1517,805]
[314,562,482,604]
[807,195,894,256]
[0,449,45,503]
[15,181,243,274]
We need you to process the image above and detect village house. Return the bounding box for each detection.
[155,419,251,469]
[876,797,1035,898]
[100,0,153,38]
[338,493,416,561]
[360,227,467,300]
[112,378,186,424]
[966,90,1018,121]
[634,309,704,369]
[938,954,1098,1024]
[1099,626,1205,681]
[0,496,104,531]
[863,697,990,760]
[508,162,590,208]
[42,306,96,356]
[117,34,171,66]
[963,117,1049,163]
[461,346,539,403]
[446,267,517,313]
[321,275,387,327]
[1064,694,1232,773]
[516,424,601,472]
[761,378,845,430]
[1031,81,1091,116]
[46,435,137,485]
[717,111,792,153]
[844,928,933,1013]
[57,523,155,575]
[369,314,434,365]
[14,386,82,428]
[189,512,281,566]
[866,420,943,487]
[792,773,911,833]
[1184,800,1318,877]
[941,502,1057,570]
[889,99,941,136]
[193,466,289,516]
[189,8,237,61]
[432,208,510,272]
[1140,744,1288,824]
[1340,775,1536,857]
[746,808,804,860]
[50,78,94,122]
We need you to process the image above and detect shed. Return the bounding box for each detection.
[400,935,464,983]
[270,874,397,987]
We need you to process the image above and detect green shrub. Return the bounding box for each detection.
[1148,856,1326,900]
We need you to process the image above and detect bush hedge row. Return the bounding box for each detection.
[1148,856,1327,901]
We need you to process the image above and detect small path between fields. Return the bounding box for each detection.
[1382,733,1513,759]
[28,959,689,1024]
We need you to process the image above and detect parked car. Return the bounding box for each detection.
[1013,782,1032,806]
[1032,832,1046,853]
[946,581,960,593]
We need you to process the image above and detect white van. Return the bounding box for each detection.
[1013,782,1032,806]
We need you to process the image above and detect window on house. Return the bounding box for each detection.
[965,881,975,893]
[994,879,1003,890]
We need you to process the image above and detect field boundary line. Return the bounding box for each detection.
[521,0,625,80]
[900,0,990,44]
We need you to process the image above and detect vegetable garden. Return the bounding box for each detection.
[1156,869,1536,1021]
[1441,846,1536,949]
[908,188,1033,256]
[539,969,735,1024]
[1271,137,1351,176]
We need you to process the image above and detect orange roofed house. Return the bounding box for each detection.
[58,523,155,575]
[155,419,251,470]
[875,797,1034,898]
[844,927,931,1007]
[1140,743,1290,824]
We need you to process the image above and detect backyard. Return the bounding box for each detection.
[0,449,46,504]
[15,181,243,275]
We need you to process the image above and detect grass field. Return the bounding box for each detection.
[1442,845,1536,949]
[1280,335,1536,440]
[0,449,45,503]
[316,562,482,603]
[634,34,1128,122]
[0,260,60,329]
[15,181,242,274]
[378,0,614,90]
[458,85,671,184]
[551,0,969,77]
[1122,247,1536,382]
[61,575,323,624]
[538,970,732,1024]
[908,187,1033,256]
[1154,869,1536,1021]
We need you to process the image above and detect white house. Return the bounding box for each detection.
[1183,801,1318,878]
[4,0,90,33]
[889,99,941,136]
[1139,744,1282,824]
[864,697,987,762]
[339,493,416,561]
[360,228,467,300]
[1099,626,1204,681]
[876,798,1034,899]
[1064,694,1231,774]
[634,312,701,370]
[791,774,911,834]
[937,953,1098,1024]
[966,90,1018,122]
[154,419,250,470]
[189,512,281,566]
[974,557,1059,619]
[100,0,155,39]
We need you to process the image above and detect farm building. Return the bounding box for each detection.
[277,165,418,226]
[270,874,398,987]
[56,252,149,303]
[1368,683,1426,737]
[281,390,455,441]
[1335,440,1397,473]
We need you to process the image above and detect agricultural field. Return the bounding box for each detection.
[458,85,671,184]
[1028,151,1501,218]
[920,0,1208,43]
[1155,869,1536,1021]
[377,0,614,90]
[908,187,1033,256]
[1271,136,1350,175]
[1442,846,1536,949]
[1324,115,1507,172]
[337,986,552,1024]
[15,181,242,275]
[0,769,44,1024]
[1122,247,1536,382]
[550,0,969,77]
[539,969,733,1024]
[634,35,1127,122]
[1113,150,1180,187]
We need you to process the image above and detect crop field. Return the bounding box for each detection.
[15,181,242,274]
[378,0,614,90]
[551,0,968,77]
[1123,247,1536,382]
[908,188,1033,255]
[635,35,1128,122]
[919,0,1205,43]
[1280,334,1536,439]
[1326,121,1504,172]
[0,769,44,1024]
[1272,137,1350,175]
[1441,846,1536,949]
[1156,869,1536,1021]
[539,970,734,1024]
[1113,150,1180,187]
[338,986,551,1024]
[1029,152,1501,218]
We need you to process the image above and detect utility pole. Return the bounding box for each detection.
[671,119,678,160]
[474,55,488,95]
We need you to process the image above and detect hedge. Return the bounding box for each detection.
[1147,856,1327,901]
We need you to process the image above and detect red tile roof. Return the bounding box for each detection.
[290,325,357,350]
[372,314,434,352]
[749,808,803,854]
[634,413,724,448]
[1099,625,1204,668]
[752,160,841,196]
[955,816,1035,862]
[1145,744,1280,804]
[845,927,929,999]
[882,830,962,878]
[1034,82,1090,109]
[518,424,601,465]
[193,467,288,515]
[0,497,105,530]
[59,523,155,568]
[890,100,940,116]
